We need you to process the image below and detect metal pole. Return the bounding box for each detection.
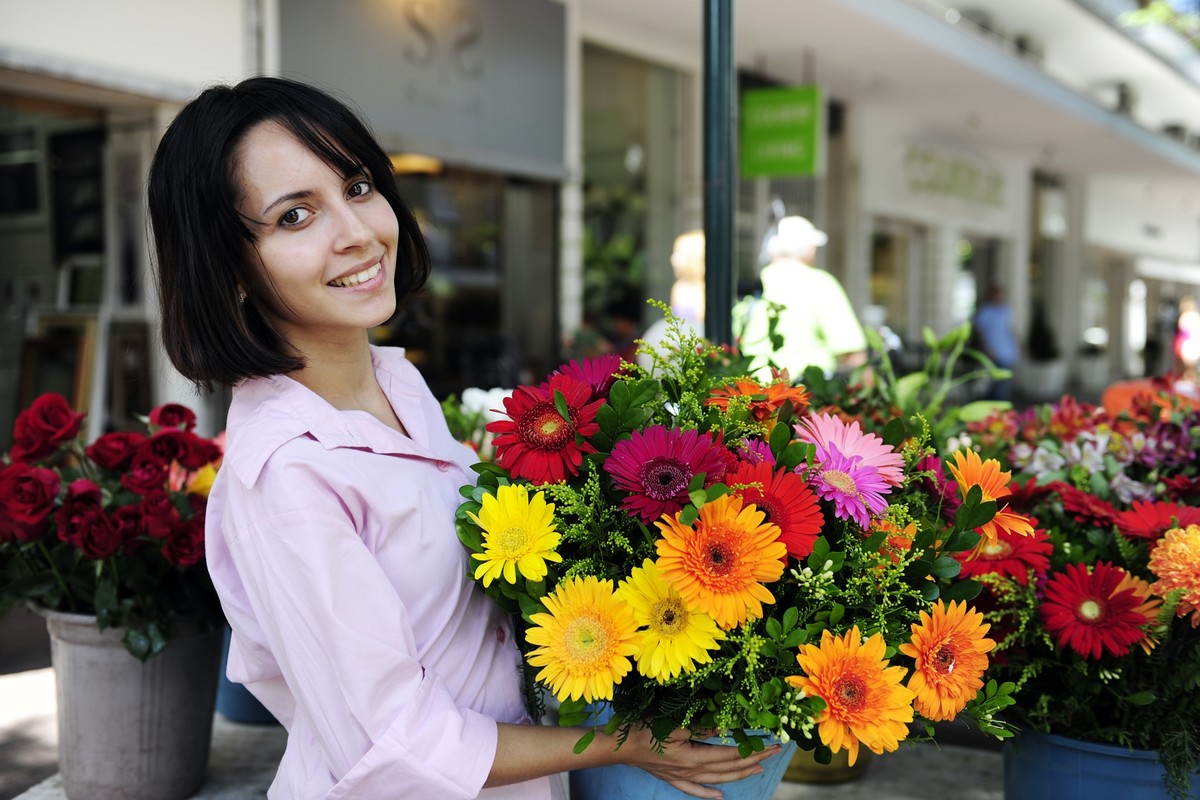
[703,0,736,347]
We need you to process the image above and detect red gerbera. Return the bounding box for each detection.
[604,426,732,524]
[1054,482,1117,529]
[726,460,824,559]
[1113,501,1200,540]
[957,526,1053,585]
[1039,561,1154,659]
[1162,474,1200,503]
[1047,395,1100,442]
[488,374,603,485]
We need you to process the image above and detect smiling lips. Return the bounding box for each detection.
[328,260,382,288]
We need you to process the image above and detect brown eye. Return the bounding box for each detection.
[280,207,311,227]
[348,180,371,198]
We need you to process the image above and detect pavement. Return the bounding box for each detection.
[0,605,1004,800]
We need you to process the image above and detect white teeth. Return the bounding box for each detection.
[328,261,382,288]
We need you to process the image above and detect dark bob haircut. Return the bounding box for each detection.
[148,76,430,391]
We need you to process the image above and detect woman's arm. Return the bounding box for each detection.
[488,721,783,799]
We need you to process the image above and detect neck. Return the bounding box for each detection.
[286,334,378,410]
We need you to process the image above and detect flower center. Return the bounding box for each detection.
[522,402,575,451]
[706,541,735,575]
[931,643,957,675]
[833,675,867,713]
[650,597,689,636]
[637,457,690,501]
[1077,598,1104,622]
[979,540,1012,559]
[565,616,607,665]
[496,526,529,555]
[823,469,857,496]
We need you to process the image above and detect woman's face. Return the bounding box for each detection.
[233,121,399,353]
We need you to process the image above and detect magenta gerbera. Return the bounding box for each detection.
[605,426,732,524]
[552,354,625,399]
[810,443,889,529]
[488,374,604,485]
[796,412,905,487]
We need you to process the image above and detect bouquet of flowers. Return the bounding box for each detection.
[964,392,1200,797]
[0,392,224,660]
[453,317,1020,767]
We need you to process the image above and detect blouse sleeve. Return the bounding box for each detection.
[222,453,498,799]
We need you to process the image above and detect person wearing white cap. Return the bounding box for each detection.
[737,215,867,382]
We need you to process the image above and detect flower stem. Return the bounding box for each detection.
[36,537,75,612]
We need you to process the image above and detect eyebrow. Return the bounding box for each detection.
[262,190,314,217]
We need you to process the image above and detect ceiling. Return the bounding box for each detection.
[578,0,1200,184]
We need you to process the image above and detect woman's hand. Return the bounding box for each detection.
[620,724,784,799]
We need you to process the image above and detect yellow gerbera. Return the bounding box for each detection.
[1149,524,1200,628]
[898,600,995,722]
[616,559,725,682]
[946,449,1034,550]
[525,575,639,702]
[787,626,915,766]
[467,484,562,587]
[655,494,786,630]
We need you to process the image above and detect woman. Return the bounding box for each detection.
[148,77,778,799]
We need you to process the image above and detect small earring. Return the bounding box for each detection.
[238,290,247,304]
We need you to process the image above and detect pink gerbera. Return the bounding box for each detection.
[552,355,625,399]
[1113,501,1200,540]
[488,374,603,485]
[796,412,904,487]
[605,426,731,524]
[810,443,889,529]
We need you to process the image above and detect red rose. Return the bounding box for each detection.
[0,463,61,525]
[178,434,222,470]
[149,403,196,432]
[121,451,169,495]
[110,505,146,554]
[139,489,180,539]
[65,478,102,506]
[55,503,121,558]
[0,513,46,544]
[85,431,147,471]
[163,516,205,566]
[9,393,85,463]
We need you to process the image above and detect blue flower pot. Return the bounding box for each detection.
[569,704,797,800]
[1003,729,1200,800]
[216,626,278,725]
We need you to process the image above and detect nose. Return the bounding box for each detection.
[331,199,372,251]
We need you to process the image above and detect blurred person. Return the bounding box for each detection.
[737,216,867,382]
[1175,295,1200,383]
[638,228,703,370]
[148,76,780,800]
[972,284,1019,401]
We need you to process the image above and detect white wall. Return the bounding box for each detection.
[1086,176,1200,262]
[0,0,248,95]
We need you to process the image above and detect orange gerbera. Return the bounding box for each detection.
[946,450,1034,549]
[706,379,811,421]
[655,494,786,629]
[1149,524,1200,628]
[788,627,915,766]
[1115,572,1163,653]
[899,601,995,722]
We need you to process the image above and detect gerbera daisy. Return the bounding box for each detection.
[1113,501,1200,540]
[706,379,811,421]
[655,493,786,629]
[726,460,824,559]
[957,526,1053,585]
[796,412,905,488]
[1115,572,1163,653]
[525,575,639,702]
[787,627,915,766]
[488,374,603,485]
[1040,561,1156,659]
[946,450,1034,549]
[810,443,889,529]
[736,438,776,467]
[870,519,917,565]
[1055,482,1117,529]
[616,559,725,681]
[605,426,732,524]
[467,485,562,587]
[899,600,995,722]
[552,354,624,399]
[1149,524,1200,628]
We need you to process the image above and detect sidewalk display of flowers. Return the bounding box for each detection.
[452,316,1020,771]
[0,393,224,660]
[963,392,1200,797]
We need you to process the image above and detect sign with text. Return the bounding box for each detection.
[740,85,823,178]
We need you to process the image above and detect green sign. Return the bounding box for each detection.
[740,85,822,178]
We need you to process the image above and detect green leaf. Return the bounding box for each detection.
[956,400,1008,422]
[930,556,962,579]
[627,379,660,408]
[895,372,929,410]
[780,442,810,471]
[1125,691,1155,706]
[573,730,596,754]
[553,390,570,421]
[828,603,845,626]
[766,617,783,638]
[689,490,708,508]
[769,422,792,457]
[679,505,698,527]
[882,417,907,448]
[123,628,152,661]
[945,529,982,553]
[782,605,799,632]
[940,579,983,603]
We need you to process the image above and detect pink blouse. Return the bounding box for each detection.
[205,346,555,799]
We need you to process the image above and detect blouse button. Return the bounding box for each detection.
[496,625,507,644]
[435,460,451,472]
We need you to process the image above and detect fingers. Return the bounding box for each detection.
[665,778,723,799]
